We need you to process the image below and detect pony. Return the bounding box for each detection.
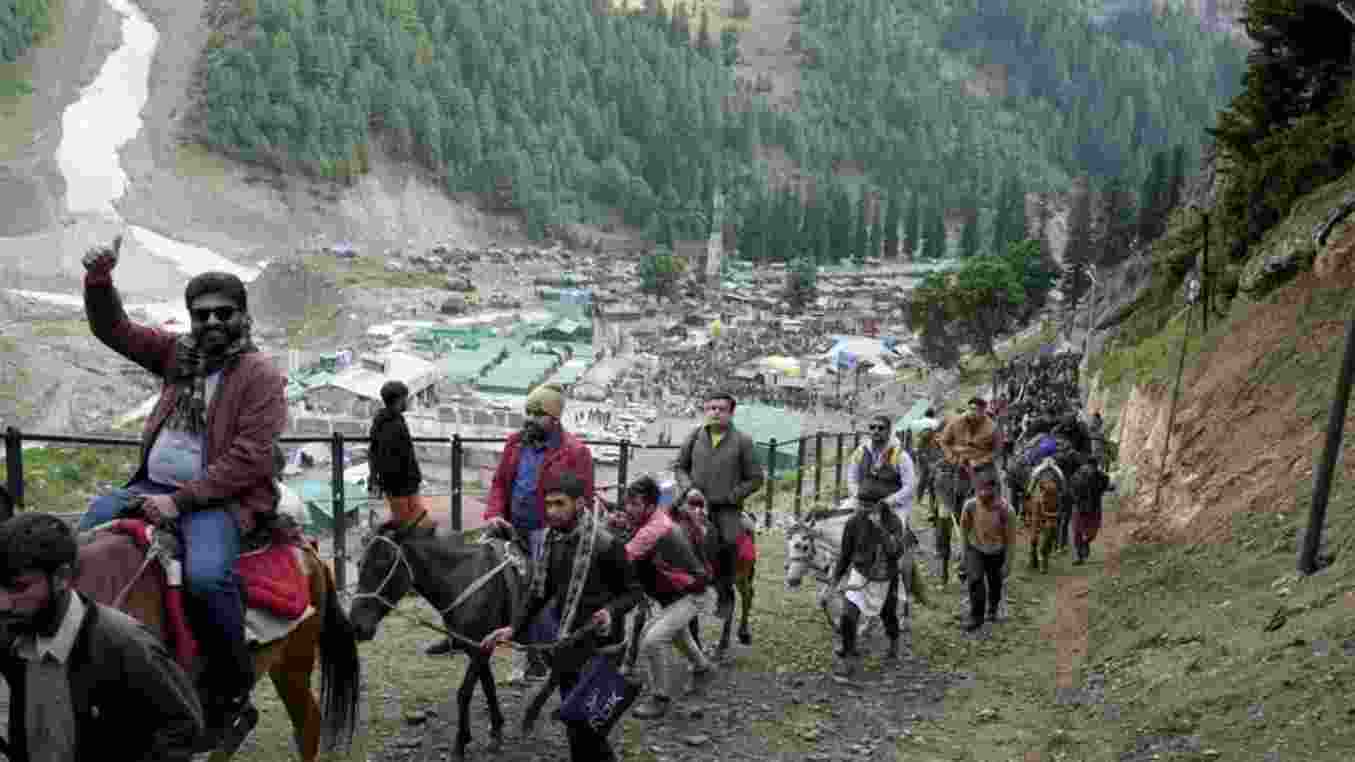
[693,512,757,658]
[74,518,361,761]
[348,516,520,760]
[783,504,920,642]
[1023,457,1066,572]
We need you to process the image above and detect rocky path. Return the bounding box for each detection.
[370,639,960,762]
[368,517,973,762]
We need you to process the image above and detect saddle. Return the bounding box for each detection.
[78,511,316,672]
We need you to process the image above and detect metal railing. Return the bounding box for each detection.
[2,425,860,593]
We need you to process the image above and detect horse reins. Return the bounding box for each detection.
[351,533,607,654]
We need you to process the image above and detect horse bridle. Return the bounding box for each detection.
[349,533,418,614]
[350,533,512,619]
[786,524,834,580]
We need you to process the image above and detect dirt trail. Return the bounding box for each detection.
[375,648,955,762]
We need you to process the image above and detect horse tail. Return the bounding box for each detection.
[315,553,361,752]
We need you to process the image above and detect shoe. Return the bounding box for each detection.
[196,695,256,754]
[633,695,671,719]
[962,618,983,633]
[425,638,453,656]
[690,664,715,690]
[715,590,734,620]
[883,639,899,661]
[833,655,856,677]
[525,655,550,681]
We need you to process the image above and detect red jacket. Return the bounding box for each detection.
[483,430,594,525]
[84,272,287,533]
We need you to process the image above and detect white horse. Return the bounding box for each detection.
[783,501,917,642]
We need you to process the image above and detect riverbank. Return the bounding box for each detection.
[0,0,123,236]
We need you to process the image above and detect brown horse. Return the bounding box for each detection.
[75,526,361,761]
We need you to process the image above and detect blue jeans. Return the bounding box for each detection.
[82,479,250,700]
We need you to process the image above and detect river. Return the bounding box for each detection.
[53,0,260,283]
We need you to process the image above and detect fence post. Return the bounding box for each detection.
[834,433,845,504]
[3,426,21,517]
[617,440,631,499]
[794,437,806,519]
[814,432,824,507]
[764,438,778,528]
[331,431,347,594]
[451,434,463,534]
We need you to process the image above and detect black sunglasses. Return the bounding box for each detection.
[191,306,238,322]
[868,423,889,430]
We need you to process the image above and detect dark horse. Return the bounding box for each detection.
[349,516,521,760]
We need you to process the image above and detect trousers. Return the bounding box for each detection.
[640,594,711,699]
[82,480,252,700]
[840,574,899,656]
[965,546,1006,625]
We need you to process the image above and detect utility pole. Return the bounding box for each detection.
[1298,314,1355,575]
[1082,264,1098,358]
[1200,210,1211,333]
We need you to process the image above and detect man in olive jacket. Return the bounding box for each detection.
[673,392,764,620]
[0,513,204,761]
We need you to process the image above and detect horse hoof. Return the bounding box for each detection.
[738,631,751,646]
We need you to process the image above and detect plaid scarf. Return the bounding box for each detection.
[164,320,255,434]
[529,505,600,639]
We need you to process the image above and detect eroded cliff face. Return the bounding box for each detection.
[1097,264,1354,548]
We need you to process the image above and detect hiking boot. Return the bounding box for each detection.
[425,637,453,656]
[962,617,983,633]
[633,695,671,719]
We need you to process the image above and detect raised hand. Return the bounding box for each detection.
[81,234,123,276]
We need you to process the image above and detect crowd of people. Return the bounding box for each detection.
[1,235,1117,762]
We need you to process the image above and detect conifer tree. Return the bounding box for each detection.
[1062,179,1094,306]
[882,194,901,259]
[905,192,922,260]
[696,7,713,57]
[924,208,947,260]
[959,212,980,258]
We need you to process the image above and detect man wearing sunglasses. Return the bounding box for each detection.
[77,235,286,750]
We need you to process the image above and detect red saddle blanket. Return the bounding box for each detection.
[79,519,312,669]
[737,532,757,564]
[106,519,311,618]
